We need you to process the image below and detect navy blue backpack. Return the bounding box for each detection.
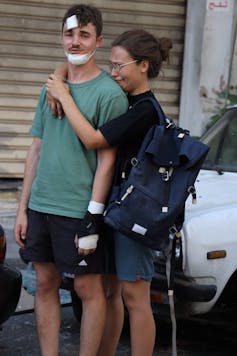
[104,97,209,251]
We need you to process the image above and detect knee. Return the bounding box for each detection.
[34,266,61,294]
[74,279,89,300]
[105,290,121,312]
[122,289,137,311]
[37,275,60,294]
[122,287,149,313]
[74,277,105,303]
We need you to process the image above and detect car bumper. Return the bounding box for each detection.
[151,271,217,303]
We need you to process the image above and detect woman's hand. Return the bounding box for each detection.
[46,74,69,119]
[74,234,96,256]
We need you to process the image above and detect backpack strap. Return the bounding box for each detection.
[131,97,167,126]
[165,235,178,356]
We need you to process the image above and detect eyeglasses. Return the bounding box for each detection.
[109,60,138,72]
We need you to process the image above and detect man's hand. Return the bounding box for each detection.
[75,211,103,255]
[14,210,28,247]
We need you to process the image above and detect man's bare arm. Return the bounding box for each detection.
[14,138,41,247]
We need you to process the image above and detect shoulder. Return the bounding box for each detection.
[97,71,128,109]
[97,71,126,96]
[129,94,158,121]
[36,85,48,110]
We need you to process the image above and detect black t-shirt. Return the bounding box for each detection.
[99,90,160,185]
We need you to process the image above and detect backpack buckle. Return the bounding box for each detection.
[161,170,170,181]
[159,167,173,181]
[169,225,182,238]
[131,157,139,167]
[188,185,197,204]
[165,117,176,129]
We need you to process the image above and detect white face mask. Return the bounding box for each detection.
[65,50,95,66]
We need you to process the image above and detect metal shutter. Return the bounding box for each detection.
[0,0,186,177]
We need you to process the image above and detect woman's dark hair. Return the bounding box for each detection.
[62,4,103,37]
[112,29,173,78]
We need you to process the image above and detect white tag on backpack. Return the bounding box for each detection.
[132,223,147,236]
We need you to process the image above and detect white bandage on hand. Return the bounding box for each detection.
[78,235,99,250]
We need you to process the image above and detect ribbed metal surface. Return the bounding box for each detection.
[0,0,186,177]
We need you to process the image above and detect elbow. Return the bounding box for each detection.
[84,141,99,150]
[83,136,108,150]
[80,130,108,149]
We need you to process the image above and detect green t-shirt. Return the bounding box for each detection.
[28,71,128,218]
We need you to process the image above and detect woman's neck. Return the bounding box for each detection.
[129,83,150,96]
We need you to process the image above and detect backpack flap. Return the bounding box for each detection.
[145,125,183,167]
[179,134,210,169]
[146,124,209,169]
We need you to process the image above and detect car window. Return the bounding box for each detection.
[218,117,237,169]
[202,110,237,172]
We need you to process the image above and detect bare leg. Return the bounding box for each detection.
[97,275,124,356]
[122,280,155,356]
[34,262,62,356]
[74,274,106,356]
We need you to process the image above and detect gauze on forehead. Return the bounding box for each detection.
[66,15,79,30]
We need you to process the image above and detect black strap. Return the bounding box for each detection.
[166,236,178,356]
[169,236,177,291]
[131,97,166,125]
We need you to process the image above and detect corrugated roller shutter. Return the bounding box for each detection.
[0,0,186,178]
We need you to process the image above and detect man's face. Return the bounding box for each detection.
[62,22,102,55]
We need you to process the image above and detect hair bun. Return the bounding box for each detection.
[159,37,173,62]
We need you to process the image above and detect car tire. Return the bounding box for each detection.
[70,290,82,323]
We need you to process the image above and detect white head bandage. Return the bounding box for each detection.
[66,15,79,30]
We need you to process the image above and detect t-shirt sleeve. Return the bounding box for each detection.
[99,101,158,146]
[29,86,46,138]
[96,92,128,128]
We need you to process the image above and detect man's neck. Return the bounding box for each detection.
[67,61,101,84]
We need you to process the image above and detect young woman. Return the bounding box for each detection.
[46,29,172,356]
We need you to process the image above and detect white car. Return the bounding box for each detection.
[151,106,237,317]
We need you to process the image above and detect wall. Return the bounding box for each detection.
[179,0,236,136]
[0,0,187,177]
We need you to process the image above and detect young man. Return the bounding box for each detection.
[14,4,128,356]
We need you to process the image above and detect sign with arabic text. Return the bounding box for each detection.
[207,0,229,11]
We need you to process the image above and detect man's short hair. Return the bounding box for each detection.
[62,4,103,37]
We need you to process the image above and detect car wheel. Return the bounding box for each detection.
[70,290,82,323]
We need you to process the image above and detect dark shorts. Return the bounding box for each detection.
[20,209,109,275]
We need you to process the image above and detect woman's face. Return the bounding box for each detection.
[109,46,148,95]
